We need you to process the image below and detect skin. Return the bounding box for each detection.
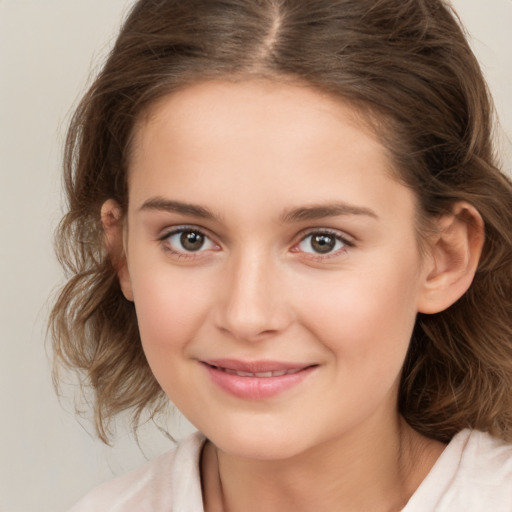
[105,79,483,511]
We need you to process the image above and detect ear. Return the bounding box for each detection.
[417,202,484,314]
[101,199,134,302]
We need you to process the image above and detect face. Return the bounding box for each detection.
[121,80,431,460]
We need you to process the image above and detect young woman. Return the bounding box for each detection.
[51,1,512,510]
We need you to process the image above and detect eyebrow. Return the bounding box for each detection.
[138,197,378,223]
[280,202,378,223]
[139,197,217,219]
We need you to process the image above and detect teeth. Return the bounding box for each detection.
[254,371,273,377]
[219,367,301,378]
[237,370,256,377]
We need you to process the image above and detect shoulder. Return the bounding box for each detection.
[452,429,512,488]
[442,430,512,509]
[405,430,512,511]
[68,431,206,512]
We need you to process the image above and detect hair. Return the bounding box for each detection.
[50,0,512,444]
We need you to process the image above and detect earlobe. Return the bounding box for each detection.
[417,202,484,314]
[101,199,134,302]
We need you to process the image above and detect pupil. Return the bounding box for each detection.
[311,234,335,254]
[181,231,204,251]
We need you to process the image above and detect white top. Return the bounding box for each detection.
[69,429,512,511]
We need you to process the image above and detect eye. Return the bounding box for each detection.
[296,231,350,255]
[163,228,217,254]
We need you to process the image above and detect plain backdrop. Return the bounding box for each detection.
[0,1,510,511]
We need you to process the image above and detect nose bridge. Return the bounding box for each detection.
[216,246,288,341]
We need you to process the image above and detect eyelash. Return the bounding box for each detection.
[158,226,219,260]
[157,226,354,260]
[293,229,354,260]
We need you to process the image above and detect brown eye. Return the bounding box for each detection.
[180,231,205,251]
[297,231,347,255]
[164,228,216,254]
[310,234,336,253]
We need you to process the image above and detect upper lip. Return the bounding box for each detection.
[202,359,314,373]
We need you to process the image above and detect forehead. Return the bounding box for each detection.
[130,79,384,169]
[127,79,415,226]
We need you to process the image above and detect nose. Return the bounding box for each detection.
[214,250,292,343]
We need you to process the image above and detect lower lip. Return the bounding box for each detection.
[202,364,316,400]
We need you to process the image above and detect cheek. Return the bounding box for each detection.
[300,256,421,369]
[129,262,212,358]
[129,267,216,408]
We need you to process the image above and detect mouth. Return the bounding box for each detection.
[204,363,307,378]
[201,359,317,399]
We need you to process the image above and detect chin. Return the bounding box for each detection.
[217,437,304,461]
[200,419,317,461]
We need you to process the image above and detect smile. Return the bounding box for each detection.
[210,365,304,378]
[201,359,317,400]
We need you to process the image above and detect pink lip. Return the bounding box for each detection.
[201,359,317,400]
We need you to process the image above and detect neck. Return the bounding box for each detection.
[201,415,445,512]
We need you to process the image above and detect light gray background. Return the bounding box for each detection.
[1,1,510,511]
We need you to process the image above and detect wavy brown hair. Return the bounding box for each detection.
[50,0,512,444]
